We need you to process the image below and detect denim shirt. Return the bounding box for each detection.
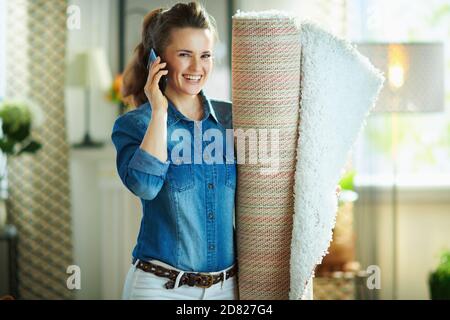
[111,91,236,272]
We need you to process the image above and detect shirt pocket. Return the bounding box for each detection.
[167,163,194,192]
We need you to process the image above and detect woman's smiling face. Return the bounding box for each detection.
[163,27,214,97]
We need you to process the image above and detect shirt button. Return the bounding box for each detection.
[208,183,214,189]
[208,212,214,220]
[208,244,215,251]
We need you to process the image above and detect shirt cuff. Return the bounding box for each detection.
[128,148,170,178]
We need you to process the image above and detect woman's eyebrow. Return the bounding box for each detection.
[176,49,212,54]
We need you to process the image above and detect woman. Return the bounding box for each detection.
[111,2,237,300]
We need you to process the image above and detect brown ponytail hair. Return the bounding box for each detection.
[121,2,218,108]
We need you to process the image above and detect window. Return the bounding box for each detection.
[349,0,450,186]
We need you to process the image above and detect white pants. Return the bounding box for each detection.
[122,259,239,300]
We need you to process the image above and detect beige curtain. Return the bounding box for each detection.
[6,0,73,299]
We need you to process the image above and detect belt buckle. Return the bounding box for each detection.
[197,274,214,288]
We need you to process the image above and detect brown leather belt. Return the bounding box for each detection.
[135,260,238,289]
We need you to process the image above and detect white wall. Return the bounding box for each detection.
[355,186,450,299]
[70,145,141,299]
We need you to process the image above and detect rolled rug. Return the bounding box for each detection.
[232,12,384,300]
[232,11,301,300]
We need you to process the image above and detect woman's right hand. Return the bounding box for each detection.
[144,56,169,112]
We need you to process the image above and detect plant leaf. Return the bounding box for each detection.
[17,141,42,155]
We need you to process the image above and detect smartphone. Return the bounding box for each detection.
[147,48,166,91]
[147,48,158,70]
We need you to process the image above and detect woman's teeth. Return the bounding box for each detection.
[183,75,202,81]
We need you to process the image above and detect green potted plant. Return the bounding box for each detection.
[429,250,450,300]
[0,99,43,228]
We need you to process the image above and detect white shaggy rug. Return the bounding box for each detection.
[290,22,384,300]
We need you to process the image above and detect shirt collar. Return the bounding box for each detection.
[166,90,220,127]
